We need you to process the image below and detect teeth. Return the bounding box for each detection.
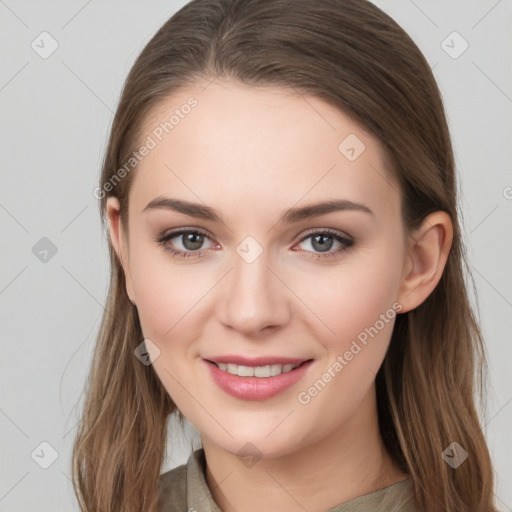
[254,365,271,377]
[270,364,282,376]
[215,362,299,377]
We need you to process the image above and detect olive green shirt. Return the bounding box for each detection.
[157,448,417,511]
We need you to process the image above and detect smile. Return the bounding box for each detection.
[204,358,314,400]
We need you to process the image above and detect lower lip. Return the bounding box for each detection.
[204,359,313,401]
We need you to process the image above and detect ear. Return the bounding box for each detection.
[106,197,136,305]
[397,211,453,313]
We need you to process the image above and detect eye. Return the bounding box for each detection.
[294,229,354,259]
[155,228,218,259]
[155,227,354,260]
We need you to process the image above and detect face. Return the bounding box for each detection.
[110,80,411,459]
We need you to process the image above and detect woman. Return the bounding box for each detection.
[72,1,497,510]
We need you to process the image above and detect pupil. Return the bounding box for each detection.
[312,234,333,252]
[183,233,204,250]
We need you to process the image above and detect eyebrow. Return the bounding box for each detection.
[143,197,374,223]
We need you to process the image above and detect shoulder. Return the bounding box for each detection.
[155,461,188,512]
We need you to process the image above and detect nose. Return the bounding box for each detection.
[217,248,291,337]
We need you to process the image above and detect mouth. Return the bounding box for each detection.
[205,359,312,378]
[203,357,314,400]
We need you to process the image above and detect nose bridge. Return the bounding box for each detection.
[218,240,290,334]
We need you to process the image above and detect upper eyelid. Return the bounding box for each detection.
[158,227,212,239]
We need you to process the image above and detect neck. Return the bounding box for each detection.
[202,386,408,512]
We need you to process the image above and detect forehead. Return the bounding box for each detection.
[129,80,399,222]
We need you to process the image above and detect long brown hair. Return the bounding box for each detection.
[72,1,497,510]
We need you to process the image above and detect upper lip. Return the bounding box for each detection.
[204,356,312,366]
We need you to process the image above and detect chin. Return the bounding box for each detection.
[200,417,311,460]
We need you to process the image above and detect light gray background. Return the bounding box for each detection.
[0,0,511,510]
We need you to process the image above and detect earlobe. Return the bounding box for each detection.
[106,197,136,305]
[397,211,453,313]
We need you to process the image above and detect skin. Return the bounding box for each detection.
[107,79,453,512]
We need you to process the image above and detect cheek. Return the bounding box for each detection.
[291,248,403,352]
[291,253,402,429]
[128,243,209,341]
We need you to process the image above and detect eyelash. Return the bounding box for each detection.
[155,228,354,261]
